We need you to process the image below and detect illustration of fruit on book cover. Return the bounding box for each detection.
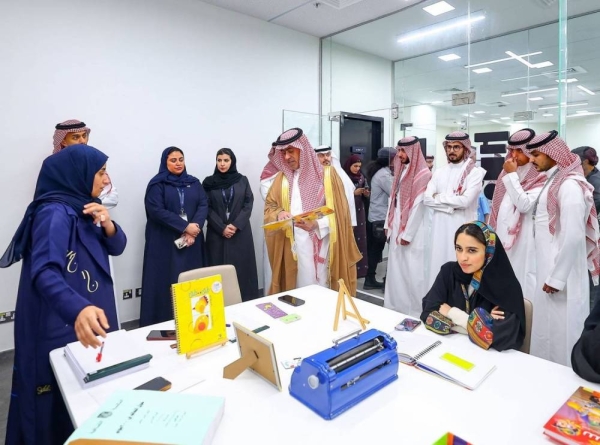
[543,386,600,445]
[172,275,227,354]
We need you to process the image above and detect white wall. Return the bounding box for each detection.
[0,0,319,351]
[322,41,394,151]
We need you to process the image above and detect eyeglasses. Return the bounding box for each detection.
[445,145,463,152]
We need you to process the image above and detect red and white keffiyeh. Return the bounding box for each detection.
[444,131,475,195]
[387,136,432,244]
[527,131,600,282]
[52,119,90,154]
[489,129,547,249]
[268,128,326,276]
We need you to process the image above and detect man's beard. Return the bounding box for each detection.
[447,154,463,164]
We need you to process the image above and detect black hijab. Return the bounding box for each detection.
[147,146,199,189]
[454,222,526,343]
[202,148,243,191]
[1,144,108,267]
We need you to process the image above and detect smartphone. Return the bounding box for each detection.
[146,330,176,341]
[277,295,305,307]
[394,318,422,332]
[134,376,172,391]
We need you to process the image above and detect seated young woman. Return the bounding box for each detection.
[420,221,526,351]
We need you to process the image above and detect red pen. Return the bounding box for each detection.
[96,341,105,363]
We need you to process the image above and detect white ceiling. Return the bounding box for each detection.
[196,0,426,38]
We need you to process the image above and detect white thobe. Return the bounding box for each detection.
[260,175,276,295]
[424,161,485,290]
[495,169,542,299]
[383,169,429,317]
[290,171,330,287]
[530,166,591,366]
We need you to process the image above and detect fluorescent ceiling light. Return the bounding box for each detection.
[538,102,588,110]
[567,112,600,118]
[466,51,542,69]
[501,87,558,97]
[473,67,492,74]
[473,111,486,114]
[576,110,588,113]
[505,51,553,69]
[398,13,485,43]
[542,113,554,117]
[577,85,596,95]
[423,1,455,16]
[555,78,578,83]
[489,119,502,124]
[439,53,461,61]
[528,97,544,101]
[431,101,444,104]
[500,117,511,120]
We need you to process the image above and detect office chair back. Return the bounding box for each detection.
[520,298,533,354]
[178,264,242,307]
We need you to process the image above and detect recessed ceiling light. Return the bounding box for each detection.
[528,97,544,101]
[555,78,578,83]
[473,68,492,74]
[473,111,486,114]
[500,117,511,120]
[577,85,596,95]
[465,51,542,69]
[439,53,461,61]
[423,1,455,16]
[501,87,558,97]
[538,102,588,110]
[505,51,553,69]
[542,113,554,117]
[398,13,485,43]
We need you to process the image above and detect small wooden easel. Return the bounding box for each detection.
[333,279,369,331]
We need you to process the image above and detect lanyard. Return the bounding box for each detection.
[460,284,475,313]
[222,186,234,212]
[532,168,559,237]
[177,188,185,215]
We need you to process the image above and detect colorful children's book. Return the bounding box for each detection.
[171,275,227,355]
[543,386,600,444]
[65,390,225,445]
[262,206,334,231]
[432,432,473,445]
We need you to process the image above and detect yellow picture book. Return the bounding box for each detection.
[171,274,227,355]
[262,206,334,231]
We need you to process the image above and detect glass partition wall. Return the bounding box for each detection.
[320,0,600,163]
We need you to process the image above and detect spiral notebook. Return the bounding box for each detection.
[171,274,227,355]
[391,331,496,390]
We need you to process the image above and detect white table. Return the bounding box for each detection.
[51,285,600,445]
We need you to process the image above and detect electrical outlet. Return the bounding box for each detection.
[135,288,142,298]
[0,310,16,324]
[123,289,133,300]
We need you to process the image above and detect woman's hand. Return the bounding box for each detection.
[363,189,370,197]
[83,203,116,236]
[183,233,195,246]
[354,188,364,196]
[491,306,505,320]
[185,223,200,237]
[439,303,451,316]
[74,306,109,348]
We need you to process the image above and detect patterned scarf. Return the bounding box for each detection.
[489,129,547,249]
[444,131,475,195]
[387,136,432,244]
[268,128,326,276]
[526,131,600,283]
[52,119,91,154]
[469,221,496,292]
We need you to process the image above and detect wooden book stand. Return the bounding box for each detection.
[333,279,369,331]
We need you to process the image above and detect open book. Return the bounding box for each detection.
[64,330,152,388]
[262,206,334,231]
[391,331,496,390]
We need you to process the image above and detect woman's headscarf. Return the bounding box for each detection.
[343,155,363,183]
[0,144,108,267]
[147,146,199,190]
[202,148,243,191]
[453,221,526,344]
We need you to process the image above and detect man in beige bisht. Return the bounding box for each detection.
[264,128,361,295]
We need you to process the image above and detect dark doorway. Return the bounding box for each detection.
[338,113,384,168]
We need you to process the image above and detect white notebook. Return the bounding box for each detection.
[391,331,496,390]
[64,330,152,388]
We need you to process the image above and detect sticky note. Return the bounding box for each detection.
[440,352,475,371]
[280,314,301,324]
